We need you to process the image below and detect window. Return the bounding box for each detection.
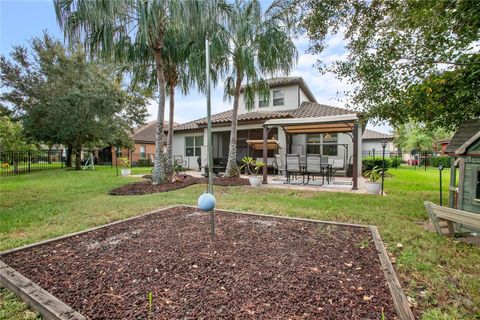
[139,145,146,159]
[322,133,338,156]
[185,136,203,157]
[476,170,480,201]
[272,90,284,106]
[305,133,338,156]
[306,134,321,154]
[259,97,269,108]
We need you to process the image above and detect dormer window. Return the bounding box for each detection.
[272,90,284,106]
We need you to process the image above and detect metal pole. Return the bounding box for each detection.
[439,166,443,206]
[381,145,386,195]
[206,36,215,238]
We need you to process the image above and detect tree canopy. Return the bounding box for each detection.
[0,33,148,168]
[270,0,480,130]
[54,0,228,182]
[223,0,297,176]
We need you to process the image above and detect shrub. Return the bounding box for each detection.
[429,156,451,168]
[362,156,392,172]
[137,159,152,167]
[391,156,402,168]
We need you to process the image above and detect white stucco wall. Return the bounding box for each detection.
[238,85,313,114]
[362,141,395,157]
[172,132,204,170]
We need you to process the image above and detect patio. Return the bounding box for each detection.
[261,114,364,190]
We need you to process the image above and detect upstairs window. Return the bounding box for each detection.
[272,90,284,106]
[259,97,269,108]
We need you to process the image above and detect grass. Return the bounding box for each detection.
[0,166,479,319]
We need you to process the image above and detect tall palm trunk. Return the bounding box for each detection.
[152,47,167,184]
[225,73,243,177]
[165,82,175,175]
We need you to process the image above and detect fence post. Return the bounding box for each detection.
[61,149,64,168]
[28,150,31,173]
[424,151,427,171]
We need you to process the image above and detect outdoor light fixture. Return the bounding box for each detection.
[381,141,387,196]
[438,164,444,206]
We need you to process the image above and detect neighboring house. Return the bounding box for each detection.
[445,119,480,214]
[111,121,177,164]
[362,129,395,157]
[171,77,364,179]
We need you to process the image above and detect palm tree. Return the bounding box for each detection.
[223,0,297,177]
[54,0,227,184]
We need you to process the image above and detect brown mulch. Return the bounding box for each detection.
[110,175,249,195]
[2,206,396,319]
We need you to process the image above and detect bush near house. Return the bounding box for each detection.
[362,156,392,172]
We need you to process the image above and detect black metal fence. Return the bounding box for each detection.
[0,149,64,175]
[362,150,451,170]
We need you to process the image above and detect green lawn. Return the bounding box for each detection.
[1,167,479,319]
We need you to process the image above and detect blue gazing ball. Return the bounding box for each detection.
[198,193,216,211]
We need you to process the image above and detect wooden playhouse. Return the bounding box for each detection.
[425,119,480,236]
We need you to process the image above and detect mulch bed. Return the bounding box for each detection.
[110,175,249,195]
[2,206,396,319]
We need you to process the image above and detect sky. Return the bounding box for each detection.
[0,0,392,133]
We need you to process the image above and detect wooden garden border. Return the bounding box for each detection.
[1,205,414,320]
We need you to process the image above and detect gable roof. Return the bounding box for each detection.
[174,101,356,132]
[240,77,317,103]
[362,129,394,141]
[132,121,178,143]
[445,119,480,155]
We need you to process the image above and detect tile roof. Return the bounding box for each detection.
[445,119,480,154]
[291,102,355,118]
[132,121,178,143]
[362,129,394,140]
[174,101,356,132]
[240,77,317,103]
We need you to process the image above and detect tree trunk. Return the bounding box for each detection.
[152,47,167,184]
[165,83,175,175]
[225,73,243,177]
[74,145,82,170]
[66,145,73,167]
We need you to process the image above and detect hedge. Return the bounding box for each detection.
[362,156,392,172]
[429,156,451,168]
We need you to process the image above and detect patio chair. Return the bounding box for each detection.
[320,157,331,183]
[306,154,323,184]
[273,154,285,176]
[331,159,345,183]
[285,154,303,183]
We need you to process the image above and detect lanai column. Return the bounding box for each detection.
[352,121,359,190]
[262,124,268,184]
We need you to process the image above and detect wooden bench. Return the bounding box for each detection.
[424,201,480,236]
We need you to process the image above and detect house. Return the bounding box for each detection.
[171,77,366,188]
[362,129,395,157]
[110,121,177,165]
[445,119,480,214]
